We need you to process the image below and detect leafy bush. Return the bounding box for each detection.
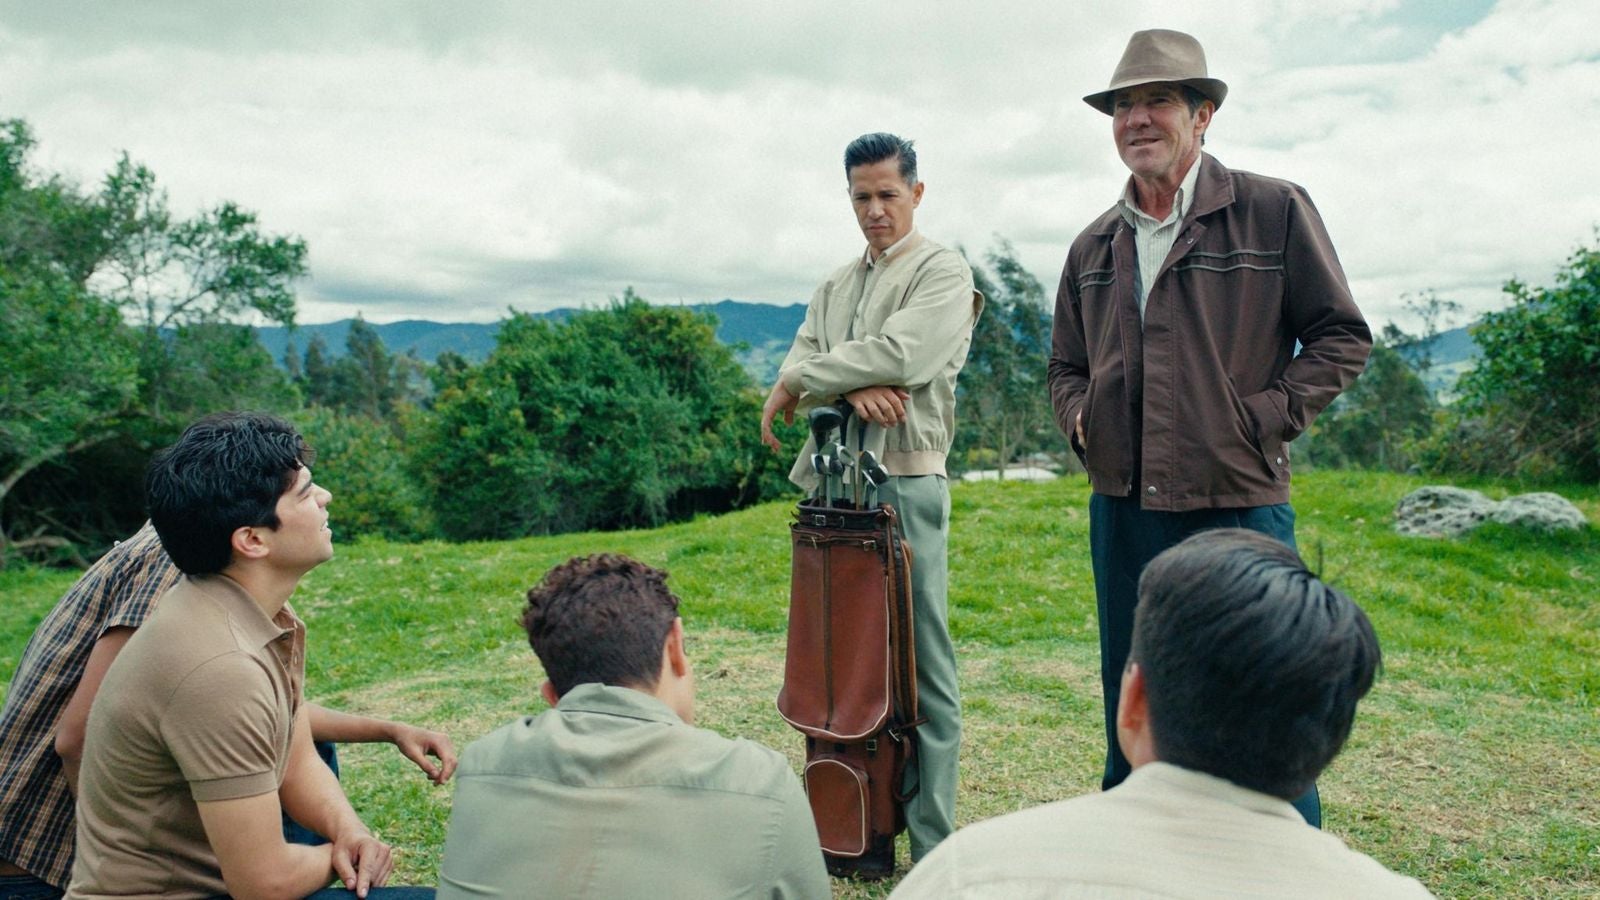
[1421,235,1600,482]
[1304,342,1435,471]
[296,407,434,542]
[411,292,794,540]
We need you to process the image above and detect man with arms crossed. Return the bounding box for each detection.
[66,413,431,899]
[1048,29,1371,825]
[892,530,1433,898]
[760,132,981,870]
[437,554,828,899]
[0,523,456,899]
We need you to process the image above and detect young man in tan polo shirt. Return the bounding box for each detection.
[66,413,432,900]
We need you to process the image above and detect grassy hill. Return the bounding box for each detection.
[2,471,1595,897]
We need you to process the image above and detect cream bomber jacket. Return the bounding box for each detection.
[778,232,983,490]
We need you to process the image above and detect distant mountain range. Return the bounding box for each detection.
[1394,323,1479,398]
[255,299,808,385]
[255,301,1481,394]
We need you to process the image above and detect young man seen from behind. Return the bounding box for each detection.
[892,530,1433,898]
[438,554,829,900]
[66,413,432,900]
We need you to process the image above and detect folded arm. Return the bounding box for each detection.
[780,259,978,399]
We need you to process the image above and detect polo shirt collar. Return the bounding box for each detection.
[186,574,299,648]
[555,682,684,726]
[1130,761,1306,822]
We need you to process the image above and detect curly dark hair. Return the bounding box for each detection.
[521,553,682,696]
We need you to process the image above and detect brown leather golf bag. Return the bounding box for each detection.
[777,406,921,877]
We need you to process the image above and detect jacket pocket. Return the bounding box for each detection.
[1073,382,1095,461]
[1225,378,1278,481]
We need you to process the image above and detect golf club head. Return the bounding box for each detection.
[811,452,828,476]
[858,450,890,486]
[808,405,845,448]
[826,453,846,476]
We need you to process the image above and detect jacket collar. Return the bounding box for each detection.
[1130,761,1305,822]
[555,682,684,726]
[1186,152,1236,221]
[861,230,925,269]
[1090,153,1236,236]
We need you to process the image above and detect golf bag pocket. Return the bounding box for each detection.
[803,736,908,857]
[779,519,896,739]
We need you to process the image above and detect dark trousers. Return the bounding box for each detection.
[1088,493,1322,827]
[0,874,61,900]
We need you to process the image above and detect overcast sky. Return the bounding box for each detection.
[2,0,1595,331]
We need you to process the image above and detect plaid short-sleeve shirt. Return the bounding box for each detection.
[0,524,179,889]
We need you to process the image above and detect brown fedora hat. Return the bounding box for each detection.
[1083,29,1228,115]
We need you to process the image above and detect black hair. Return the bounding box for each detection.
[1131,529,1381,799]
[522,553,681,696]
[843,132,917,185]
[145,412,313,575]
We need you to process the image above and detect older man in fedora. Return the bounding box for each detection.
[1046,29,1372,826]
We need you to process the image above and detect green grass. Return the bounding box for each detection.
[2,471,1597,898]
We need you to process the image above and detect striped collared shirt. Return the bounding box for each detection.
[1119,152,1203,322]
[0,524,178,889]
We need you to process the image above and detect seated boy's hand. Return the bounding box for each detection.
[391,723,458,785]
[332,829,393,899]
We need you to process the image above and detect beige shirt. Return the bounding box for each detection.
[1119,151,1202,321]
[891,762,1435,899]
[438,683,829,900]
[68,575,306,900]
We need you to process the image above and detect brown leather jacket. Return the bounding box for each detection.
[1049,154,1371,511]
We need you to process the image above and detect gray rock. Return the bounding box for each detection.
[1394,486,1496,537]
[1394,486,1590,537]
[1489,492,1589,533]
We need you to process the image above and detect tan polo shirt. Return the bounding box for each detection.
[67,575,306,900]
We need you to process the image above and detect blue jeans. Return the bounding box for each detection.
[1087,494,1322,827]
[0,874,61,900]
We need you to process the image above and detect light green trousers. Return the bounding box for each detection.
[876,475,960,861]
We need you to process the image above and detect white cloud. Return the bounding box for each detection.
[0,0,1594,334]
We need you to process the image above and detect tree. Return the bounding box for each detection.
[957,239,1057,477]
[1303,342,1434,471]
[95,154,307,420]
[334,317,404,420]
[1384,290,1463,379]
[301,334,339,407]
[0,120,138,562]
[411,291,790,539]
[0,116,309,556]
[1440,234,1600,482]
[296,408,434,541]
